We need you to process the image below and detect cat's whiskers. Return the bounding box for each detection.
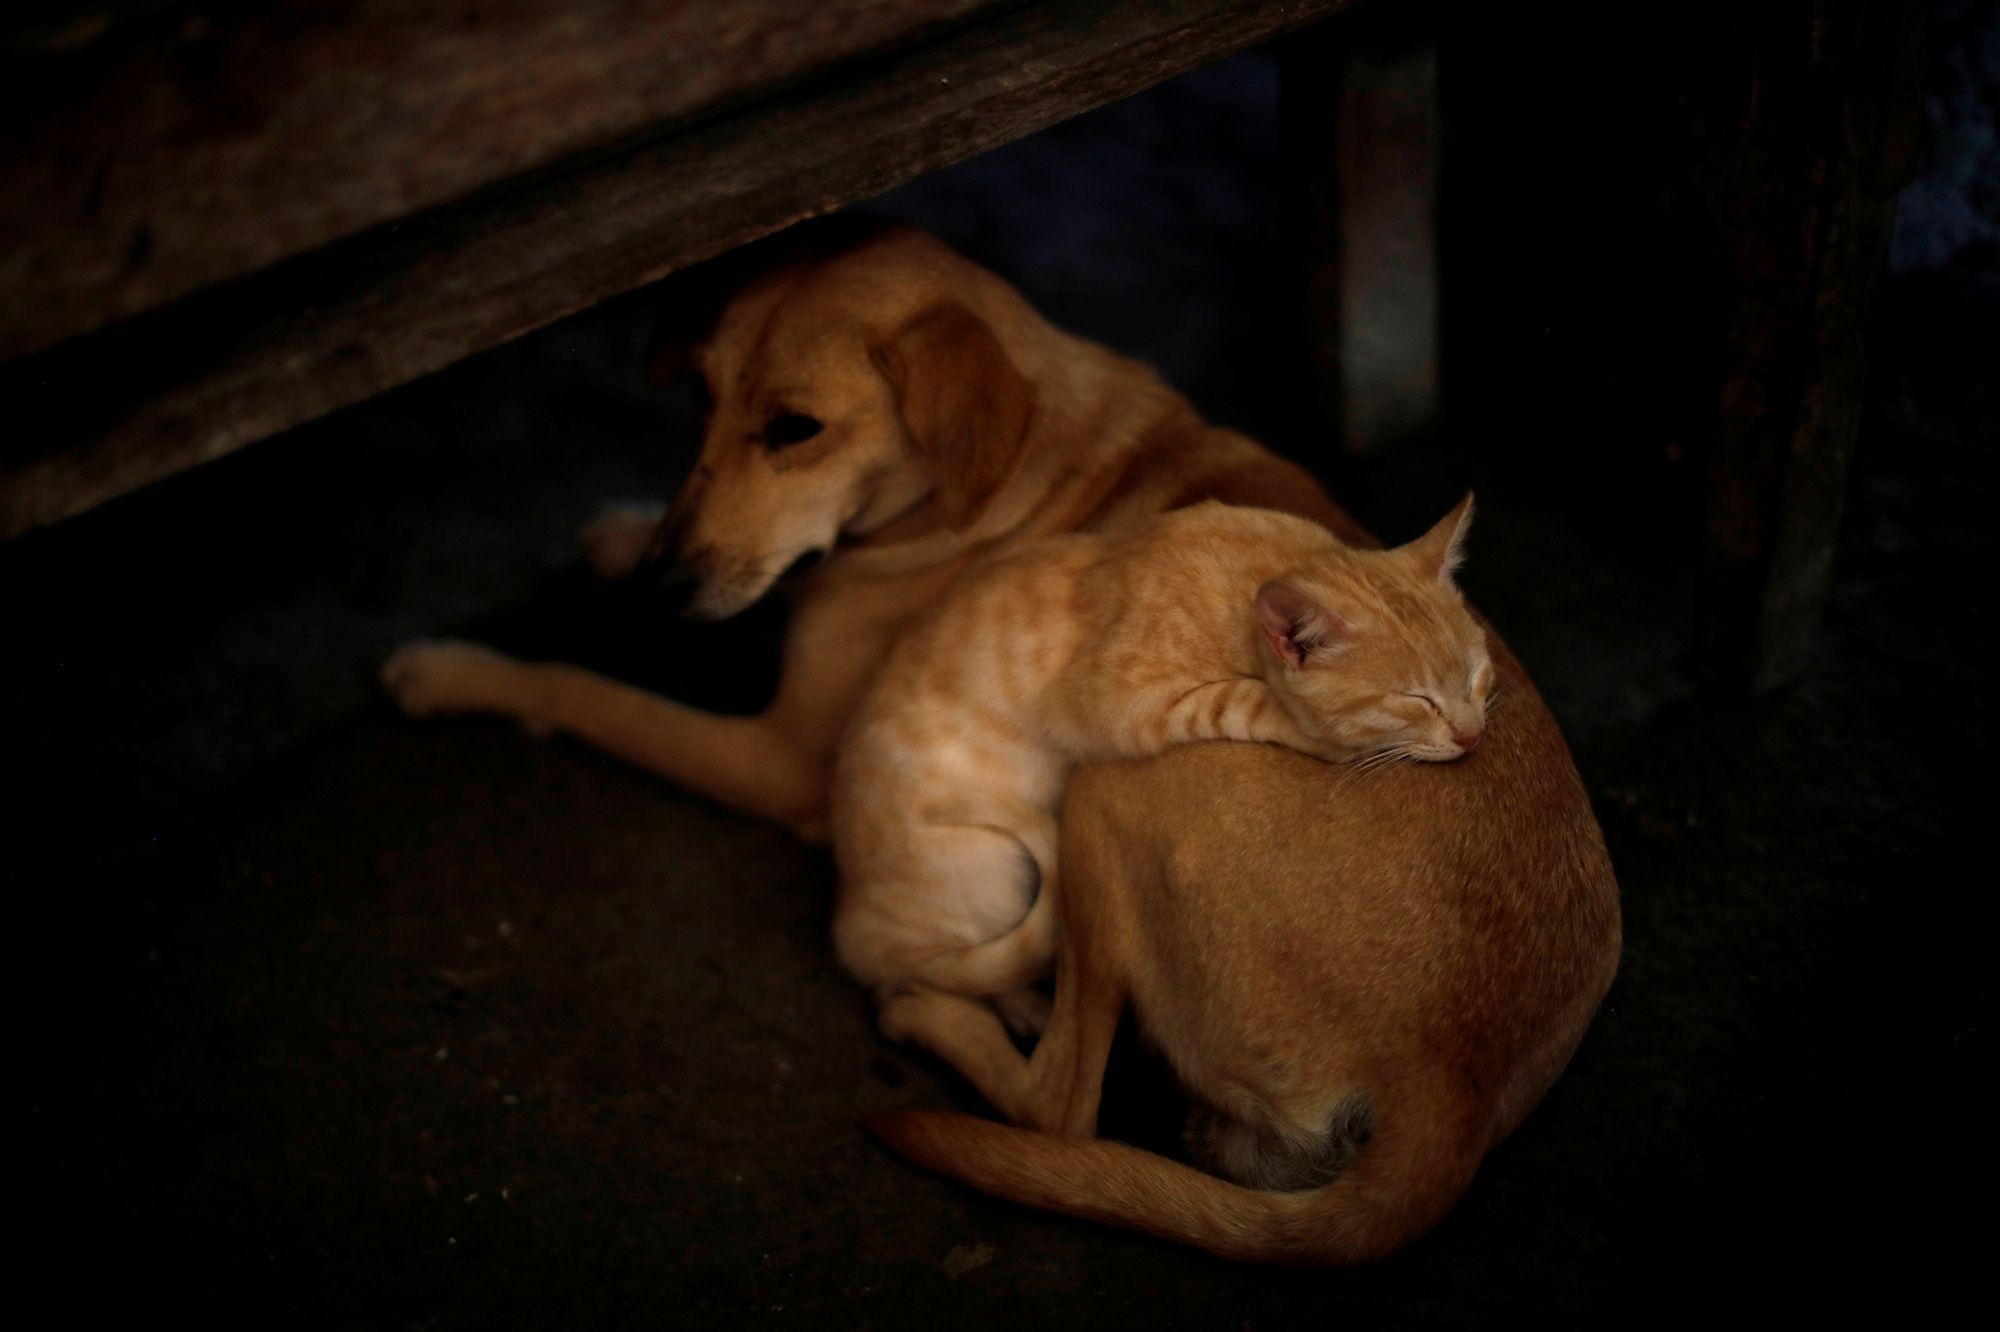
[1335,750,1387,783]
[1348,744,1415,780]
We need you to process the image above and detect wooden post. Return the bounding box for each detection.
[1279,2,1439,455]
[1698,0,1929,691]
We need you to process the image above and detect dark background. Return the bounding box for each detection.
[5,2,1992,1325]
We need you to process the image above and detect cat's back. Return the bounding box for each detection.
[857,531,1103,724]
[900,531,1102,651]
[1117,501,1342,564]
[1077,502,1345,621]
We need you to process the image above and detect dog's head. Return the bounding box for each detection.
[645,226,1040,619]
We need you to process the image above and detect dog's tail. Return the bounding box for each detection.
[864,1109,1477,1267]
[904,801,1059,996]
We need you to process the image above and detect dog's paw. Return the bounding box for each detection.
[381,639,525,721]
[578,503,665,580]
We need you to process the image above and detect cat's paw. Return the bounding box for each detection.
[877,991,952,1046]
[381,639,532,723]
[994,987,1052,1040]
[578,502,666,580]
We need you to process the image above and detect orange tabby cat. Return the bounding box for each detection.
[830,496,1489,1018]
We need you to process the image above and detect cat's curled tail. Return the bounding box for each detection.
[902,798,1060,996]
[862,1101,1480,1267]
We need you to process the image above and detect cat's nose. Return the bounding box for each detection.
[1452,729,1482,753]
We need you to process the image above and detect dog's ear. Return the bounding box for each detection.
[873,304,1037,530]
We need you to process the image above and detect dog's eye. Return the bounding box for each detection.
[764,413,823,447]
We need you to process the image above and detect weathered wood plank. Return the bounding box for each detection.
[0,0,1005,359]
[0,0,1356,538]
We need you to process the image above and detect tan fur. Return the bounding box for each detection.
[866,628,1618,1265]
[832,501,1494,1018]
[380,224,1620,1264]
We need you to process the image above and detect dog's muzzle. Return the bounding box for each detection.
[632,507,704,615]
[781,547,827,580]
[636,548,702,616]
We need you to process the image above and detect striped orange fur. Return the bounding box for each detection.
[830,497,1491,1018]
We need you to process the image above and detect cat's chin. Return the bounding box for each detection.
[1411,743,1471,762]
[1309,742,1373,764]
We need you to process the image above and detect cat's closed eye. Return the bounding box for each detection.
[1401,691,1443,715]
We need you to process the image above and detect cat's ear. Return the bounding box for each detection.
[1403,492,1475,585]
[1256,580,1347,668]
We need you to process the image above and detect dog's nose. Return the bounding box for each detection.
[657,564,700,616]
[639,512,682,567]
[636,551,701,616]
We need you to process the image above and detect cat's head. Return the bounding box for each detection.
[1256,495,1493,763]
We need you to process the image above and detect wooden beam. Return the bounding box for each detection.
[1,0,1356,539]
[0,1,1005,360]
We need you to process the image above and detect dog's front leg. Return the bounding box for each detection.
[383,640,829,836]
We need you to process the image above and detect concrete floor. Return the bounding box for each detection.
[7,13,1992,1327]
